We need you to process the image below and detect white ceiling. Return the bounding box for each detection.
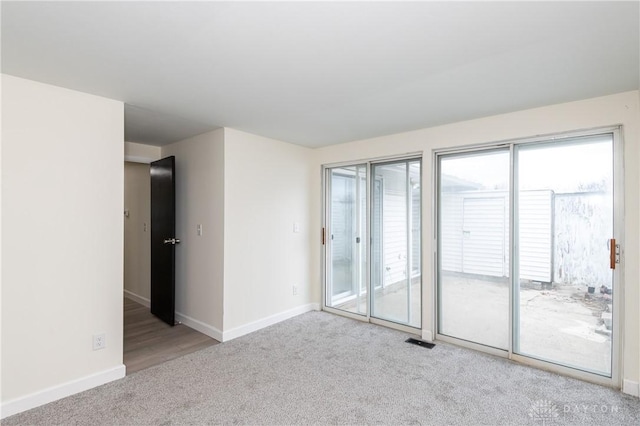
[2,1,639,148]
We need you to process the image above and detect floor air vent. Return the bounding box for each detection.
[405,337,435,349]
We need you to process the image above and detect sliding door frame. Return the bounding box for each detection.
[433,144,513,358]
[322,153,423,335]
[433,125,624,389]
[323,163,368,318]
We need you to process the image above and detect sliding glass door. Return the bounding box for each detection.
[436,131,617,379]
[326,165,367,315]
[371,160,421,328]
[514,136,613,376]
[438,150,510,349]
[324,158,422,330]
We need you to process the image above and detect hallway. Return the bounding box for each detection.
[124,298,219,374]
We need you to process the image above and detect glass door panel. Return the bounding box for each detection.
[371,159,421,328]
[515,136,613,376]
[326,165,367,315]
[438,150,510,350]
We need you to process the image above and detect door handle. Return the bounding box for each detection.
[164,238,181,245]
[609,238,619,269]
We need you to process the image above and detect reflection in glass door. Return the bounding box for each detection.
[326,165,367,314]
[438,150,510,349]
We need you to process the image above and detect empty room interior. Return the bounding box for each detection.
[2,1,640,424]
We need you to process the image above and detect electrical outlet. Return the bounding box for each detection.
[143,223,147,232]
[292,285,298,296]
[93,333,106,351]
[197,224,203,236]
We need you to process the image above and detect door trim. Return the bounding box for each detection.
[611,126,624,389]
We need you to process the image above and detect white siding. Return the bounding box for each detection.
[375,164,421,287]
[371,179,383,287]
[440,193,464,272]
[383,181,408,285]
[519,190,553,282]
[330,174,354,262]
[411,185,421,275]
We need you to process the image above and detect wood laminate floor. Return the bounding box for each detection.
[123,297,219,374]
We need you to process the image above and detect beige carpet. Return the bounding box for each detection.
[4,311,640,425]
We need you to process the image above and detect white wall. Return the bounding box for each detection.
[162,129,225,337]
[223,128,316,336]
[159,128,316,340]
[124,141,161,163]
[124,162,151,302]
[314,90,640,393]
[1,75,125,414]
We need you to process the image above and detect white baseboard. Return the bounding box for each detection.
[175,311,224,342]
[123,290,150,308]
[1,364,126,419]
[422,330,434,342]
[125,290,223,341]
[223,303,320,342]
[126,294,319,344]
[622,379,640,397]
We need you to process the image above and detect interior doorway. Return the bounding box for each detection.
[123,161,217,374]
[124,161,152,304]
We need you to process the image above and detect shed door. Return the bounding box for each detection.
[462,197,506,277]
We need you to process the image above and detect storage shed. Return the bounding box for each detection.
[440,188,554,283]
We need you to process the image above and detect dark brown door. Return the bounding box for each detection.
[150,156,177,326]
